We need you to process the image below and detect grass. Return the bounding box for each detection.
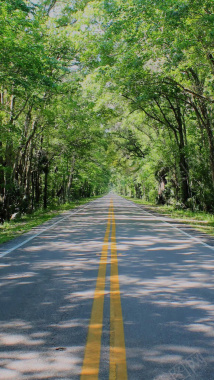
[2,194,214,245]
[124,196,214,237]
[0,196,101,245]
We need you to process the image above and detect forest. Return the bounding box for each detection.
[0,0,214,223]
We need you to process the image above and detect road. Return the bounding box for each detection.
[0,193,214,379]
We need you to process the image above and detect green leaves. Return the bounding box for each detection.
[1,0,214,215]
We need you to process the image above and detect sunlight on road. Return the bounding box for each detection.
[0,195,213,379]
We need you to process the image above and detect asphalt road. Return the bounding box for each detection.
[0,193,214,380]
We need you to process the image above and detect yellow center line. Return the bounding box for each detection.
[109,201,128,380]
[81,199,128,379]
[80,204,112,380]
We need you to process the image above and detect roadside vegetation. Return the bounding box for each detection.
[0,195,101,245]
[124,197,214,237]
[1,0,214,233]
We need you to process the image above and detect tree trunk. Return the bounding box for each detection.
[23,142,33,210]
[35,171,40,206]
[66,156,75,200]
[192,101,214,186]
[178,125,190,204]
[166,98,190,205]
[43,169,48,209]
[0,142,4,198]
[188,68,214,187]
[31,171,35,210]
[3,140,14,219]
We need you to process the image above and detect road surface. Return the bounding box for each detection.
[0,193,214,379]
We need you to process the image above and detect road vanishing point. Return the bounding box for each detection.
[0,193,213,379]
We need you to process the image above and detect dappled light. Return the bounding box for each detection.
[0,194,214,379]
[1,0,214,377]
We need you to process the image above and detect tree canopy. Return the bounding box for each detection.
[1,0,214,221]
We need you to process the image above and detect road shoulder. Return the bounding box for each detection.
[124,196,214,249]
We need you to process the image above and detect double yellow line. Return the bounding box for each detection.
[81,200,128,380]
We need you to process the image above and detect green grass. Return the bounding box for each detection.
[3,194,214,245]
[124,196,214,237]
[0,196,101,245]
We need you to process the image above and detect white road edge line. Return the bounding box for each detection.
[126,198,214,252]
[0,201,94,259]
